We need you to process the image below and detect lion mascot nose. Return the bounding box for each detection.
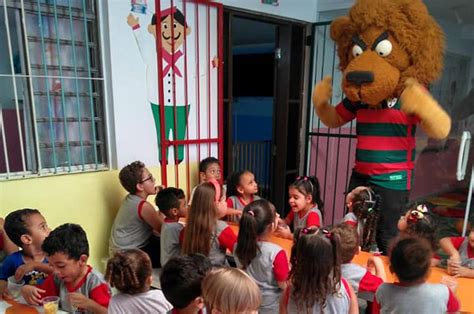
[346,71,374,85]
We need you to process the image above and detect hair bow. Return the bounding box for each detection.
[321,228,332,239]
[408,204,428,222]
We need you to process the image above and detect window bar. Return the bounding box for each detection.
[319,25,327,197]
[20,0,42,175]
[312,26,321,177]
[3,1,27,176]
[207,5,211,157]
[195,3,201,164]
[0,105,11,178]
[36,0,58,172]
[0,73,104,81]
[170,0,179,187]
[217,4,224,176]
[154,0,168,185]
[68,0,85,170]
[327,40,337,225]
[183,0,191,197]
[52,0,72,172]
[82,0,99,169]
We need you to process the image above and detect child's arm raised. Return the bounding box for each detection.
[140,202,164,233]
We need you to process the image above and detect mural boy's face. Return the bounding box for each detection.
[149,15,191,54]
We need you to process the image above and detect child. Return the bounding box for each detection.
[0,209,51,299]
[234,199,288,313]
[109,161,163,267]
[343,186,380,252]
[226,170,261,222]
[188,157,222,206]
[281,227,358,313]
[398,204,439,266]
[182,181,237,265]
[331,224,385,305]
[276,176,324,240]
[160,254,212,313]
[21,223,111,313]
[202,267,261,314]
[155,187,187,266]
[373,236,460,313]
[105,249,172,313]
[440,227,474,278]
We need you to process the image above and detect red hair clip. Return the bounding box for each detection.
[247,210,255,217]
[208,179,221,203]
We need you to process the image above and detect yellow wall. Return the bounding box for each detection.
[0,163,199,271]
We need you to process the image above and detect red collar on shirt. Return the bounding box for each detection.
[237,195,254,207]
[66,265,92,292]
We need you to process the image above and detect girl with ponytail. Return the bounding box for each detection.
[234,199,289,314]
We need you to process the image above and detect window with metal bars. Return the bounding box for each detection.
[0,0,106,179]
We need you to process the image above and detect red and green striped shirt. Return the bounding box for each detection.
[336,98,419,190]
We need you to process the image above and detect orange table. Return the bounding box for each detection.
[229,223,474,313]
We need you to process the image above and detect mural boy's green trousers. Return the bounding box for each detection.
[151,103,190,163]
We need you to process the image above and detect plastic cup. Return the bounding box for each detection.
[7,276,24,300]
[42,296,60,314]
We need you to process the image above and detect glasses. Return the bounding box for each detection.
[139,174,155,183]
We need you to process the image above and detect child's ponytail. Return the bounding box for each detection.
[105,249,151,295]
[235,200,275,269]
[326,229,342,287]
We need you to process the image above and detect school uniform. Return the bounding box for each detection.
[38,265,111,313]
[373,282,460,313]
[226,195,261,222]
[209,220,237,265]
[160,220,184,266]
[285,278,352,313]
[109,289,172,314]
[286,205,323,229]
[234,241,289,314]
[450,236,474,268]
[341,263,383,301]
[181,220,237,266]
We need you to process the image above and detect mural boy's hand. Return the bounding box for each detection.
[127,13,139,28]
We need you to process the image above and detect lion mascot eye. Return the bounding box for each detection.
[352,44,364,57]
[374,39,392,57]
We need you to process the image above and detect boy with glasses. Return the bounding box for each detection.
[109,161,163,267]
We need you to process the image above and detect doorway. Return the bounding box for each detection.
[223,10,307,214]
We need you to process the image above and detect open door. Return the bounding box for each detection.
[224,10,307,214]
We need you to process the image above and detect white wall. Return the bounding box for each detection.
[216,0,318,22]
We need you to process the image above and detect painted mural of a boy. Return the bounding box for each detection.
[127,7,191,164]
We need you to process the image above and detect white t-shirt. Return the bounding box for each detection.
[108,289,172,314]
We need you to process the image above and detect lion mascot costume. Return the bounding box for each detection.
[312,0,451,252]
